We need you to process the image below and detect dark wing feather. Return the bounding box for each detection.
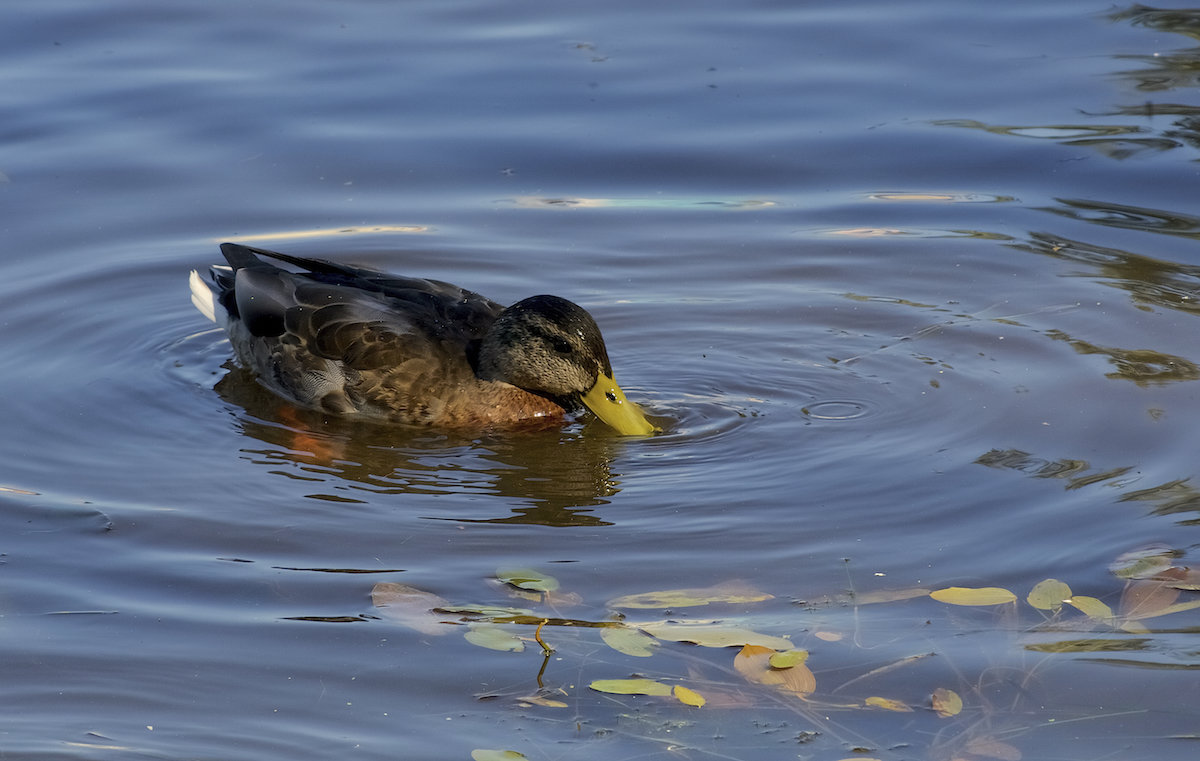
[214,242,508,421]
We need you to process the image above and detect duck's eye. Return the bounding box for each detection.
[550,337,573,354]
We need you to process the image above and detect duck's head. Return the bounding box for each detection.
[478,295,658,435]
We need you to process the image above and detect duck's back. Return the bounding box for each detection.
[204,244,562,427]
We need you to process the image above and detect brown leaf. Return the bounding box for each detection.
[370,583,450,635]
[733,644,815,695]
[1160,566,1200,591]
[1119,579,1180,619]
[733,644,776,682]
[965,736,1022,761]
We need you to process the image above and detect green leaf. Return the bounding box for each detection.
[589,678,673,696]
[600,626,660,657]
[471,751,529,761]
[1110,545,1180,580]
[436,604,537,619]
[931,687,962,717]
[1067,595,1114,622]
[1025,638,1149,653]
[1026,579,1072,611]
[768,649,809,669]
[608,583,773,609]
[930,586,1017,606]
[638,621,792,649]
[464,625,525,652]
[497,568,560,593]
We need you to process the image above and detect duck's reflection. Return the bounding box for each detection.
[214,366,625,525]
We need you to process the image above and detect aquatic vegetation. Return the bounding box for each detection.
[366,551,1200,760]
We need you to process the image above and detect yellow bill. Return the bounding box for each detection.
[580,372,659,435]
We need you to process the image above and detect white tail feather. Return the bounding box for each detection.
[188,269,224,326]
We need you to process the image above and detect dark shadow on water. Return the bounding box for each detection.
[977,447,1200,525]
[213,366,627,525]
[1014,226,1200,318]
[932,6,1200,160]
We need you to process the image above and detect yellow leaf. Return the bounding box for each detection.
[608,582,773,609]
[638,621,792,650]
[930,586,1017,606]
[471,751,529,761]
[1066,595,1114,621]
[931,687,962,717]
[768,649,809,669]
[1026,579,1072,611]
[865,696,913,712]
[673,685,706,707]
[589,678,672,696]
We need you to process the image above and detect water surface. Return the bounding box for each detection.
[3,1,1200,759]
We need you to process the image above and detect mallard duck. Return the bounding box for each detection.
[188,243,657,435]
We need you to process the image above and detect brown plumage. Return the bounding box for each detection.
[188,243,657,434]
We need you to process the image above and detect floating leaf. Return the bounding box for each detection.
[600,626,660,657]
[850,587,931,604]
[516,694,568,708]
[1165,567,1200,591]
[496,568,559,593]
[930,586,1017,606]
[370,583,449,635]
[965,736,1022,761]
[734,644,816,695]
[865,696,913,712]
[1026,579,1072,612]
[471,751,529,761]
[814,630,843,642]
[768,649,809,669]
[1120,619,1152,634]
[1124,598,1200,620]
[1066,595,1114,622]
[638,621,792,650]
[464,625,525,652]
[673,685,706,707]
[1025,638,1149,654]
[931,687,962,717]
[1110,544,1181,580]
[436,605,536,620]
[1119,578,1180,620]
[608,582,773,609]
[589,678,672,696]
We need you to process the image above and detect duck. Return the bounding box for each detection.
[188,242,658,435]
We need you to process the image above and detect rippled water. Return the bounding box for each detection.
[4,1,1200,759]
